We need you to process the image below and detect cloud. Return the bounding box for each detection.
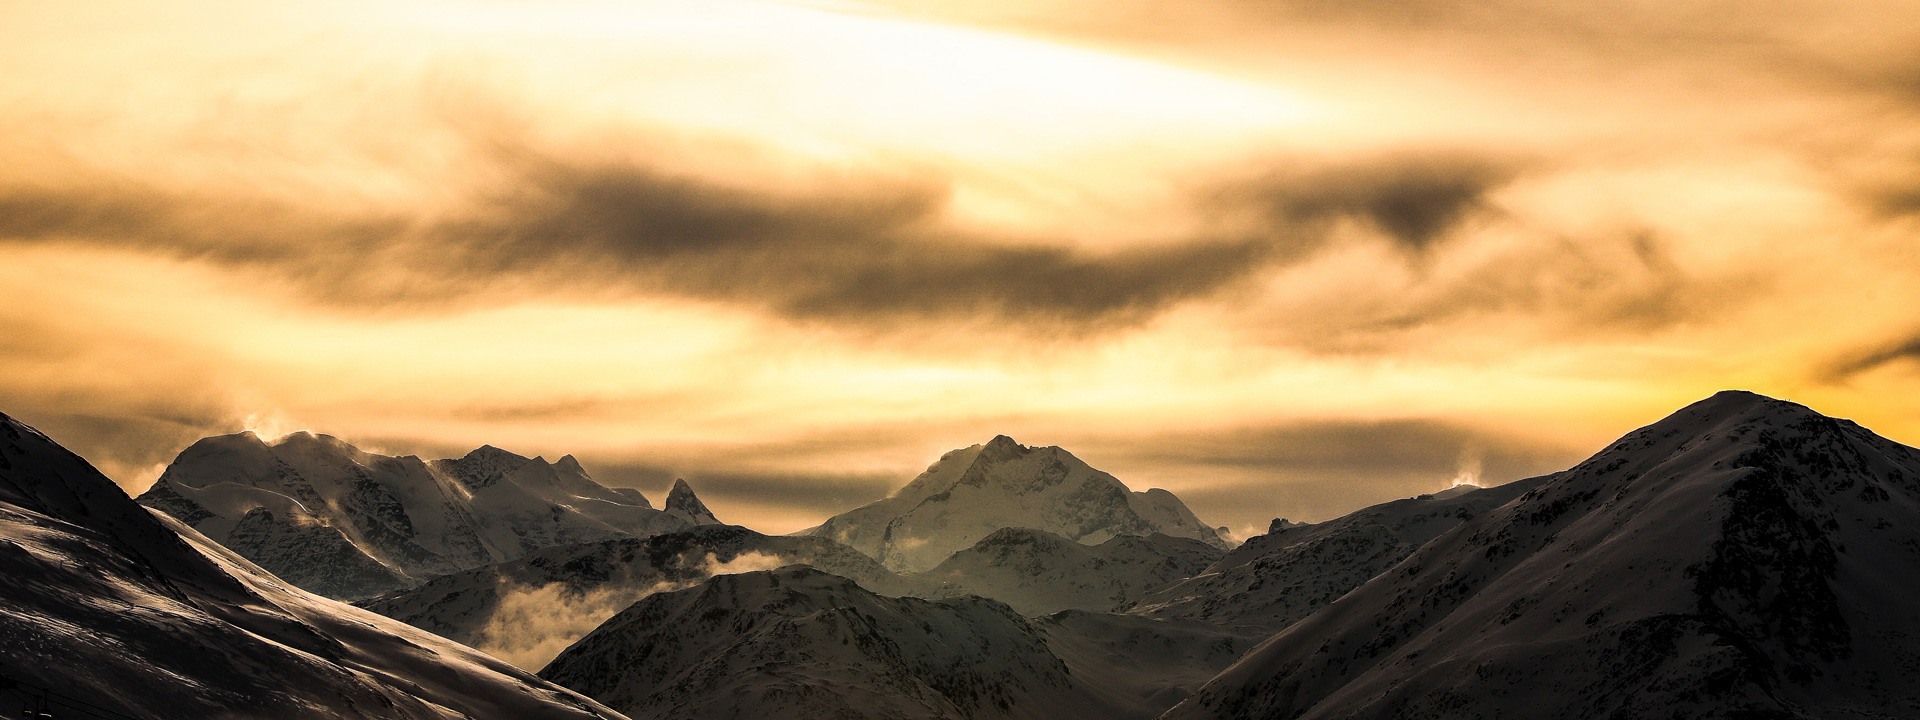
[0,156,1272,328]
[490,158,1274,324]
[1210,150,1522,251]
[473,551,788,671]
[474,582,652,672]
[1822,333,1920,381]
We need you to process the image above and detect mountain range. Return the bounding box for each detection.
[6,390,1918,719]
[137,432,720,599]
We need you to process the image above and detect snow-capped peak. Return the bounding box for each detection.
[807,436,1225,572]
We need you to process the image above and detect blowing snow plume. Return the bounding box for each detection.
[476,550,788,670]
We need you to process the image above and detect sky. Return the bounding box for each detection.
[4,0,1920,537]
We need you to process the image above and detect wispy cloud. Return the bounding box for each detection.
[4,0,1920,535]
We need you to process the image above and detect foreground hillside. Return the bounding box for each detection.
[0,412,628,720]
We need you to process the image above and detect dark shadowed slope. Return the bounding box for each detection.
[540,565,1140,720]
[1126,476,1546,635]
[0,411,627,720]
[1165,391,1920,720]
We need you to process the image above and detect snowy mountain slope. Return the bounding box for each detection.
[538,565,1134,720]
[138,432,703,599]
[0,410,629,720]
[1125,475,1547,634]
[917,527,1225,615]
[359,524,906,669]
[806,435,1226,573]
[1164,391,1920,720]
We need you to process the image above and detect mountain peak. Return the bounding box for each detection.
[1667,390,1823,431]
[809,438,1226,572]
[439,444,532,490]
[1164,393,1920,720]
[172,431,272,462]
[665,478,721,526]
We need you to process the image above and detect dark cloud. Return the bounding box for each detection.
[480,161,1273,323]
[1388,231,1713,330]
[1210,150,1520,252]
[1227,224,1768,355]
[0,158,1271,327]
[1822,333,1920,381]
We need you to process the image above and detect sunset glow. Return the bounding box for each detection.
[6,0,1920,536]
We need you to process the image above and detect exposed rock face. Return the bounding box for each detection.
[806,435,1225,573]
[0,411,627,720]
[1164,391,1920,720]
[1125,476,1546,634]
[137,432,694,599]
[918,527,1225,616]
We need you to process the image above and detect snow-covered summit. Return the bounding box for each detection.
[138,430,694,599]
[805,435,1225,572]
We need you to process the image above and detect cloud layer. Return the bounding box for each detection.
[4,0,1920,534]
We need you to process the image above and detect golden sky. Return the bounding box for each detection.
[5,0,1920,536]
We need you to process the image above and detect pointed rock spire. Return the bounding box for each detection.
[665,478,722,526]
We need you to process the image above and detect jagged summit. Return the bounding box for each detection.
[434,444,533,491]
[806,435,1225,573]
[1166,391,1920,719]
[664,478,722,526]
[138,431,695,599]
[0,411,626,720]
